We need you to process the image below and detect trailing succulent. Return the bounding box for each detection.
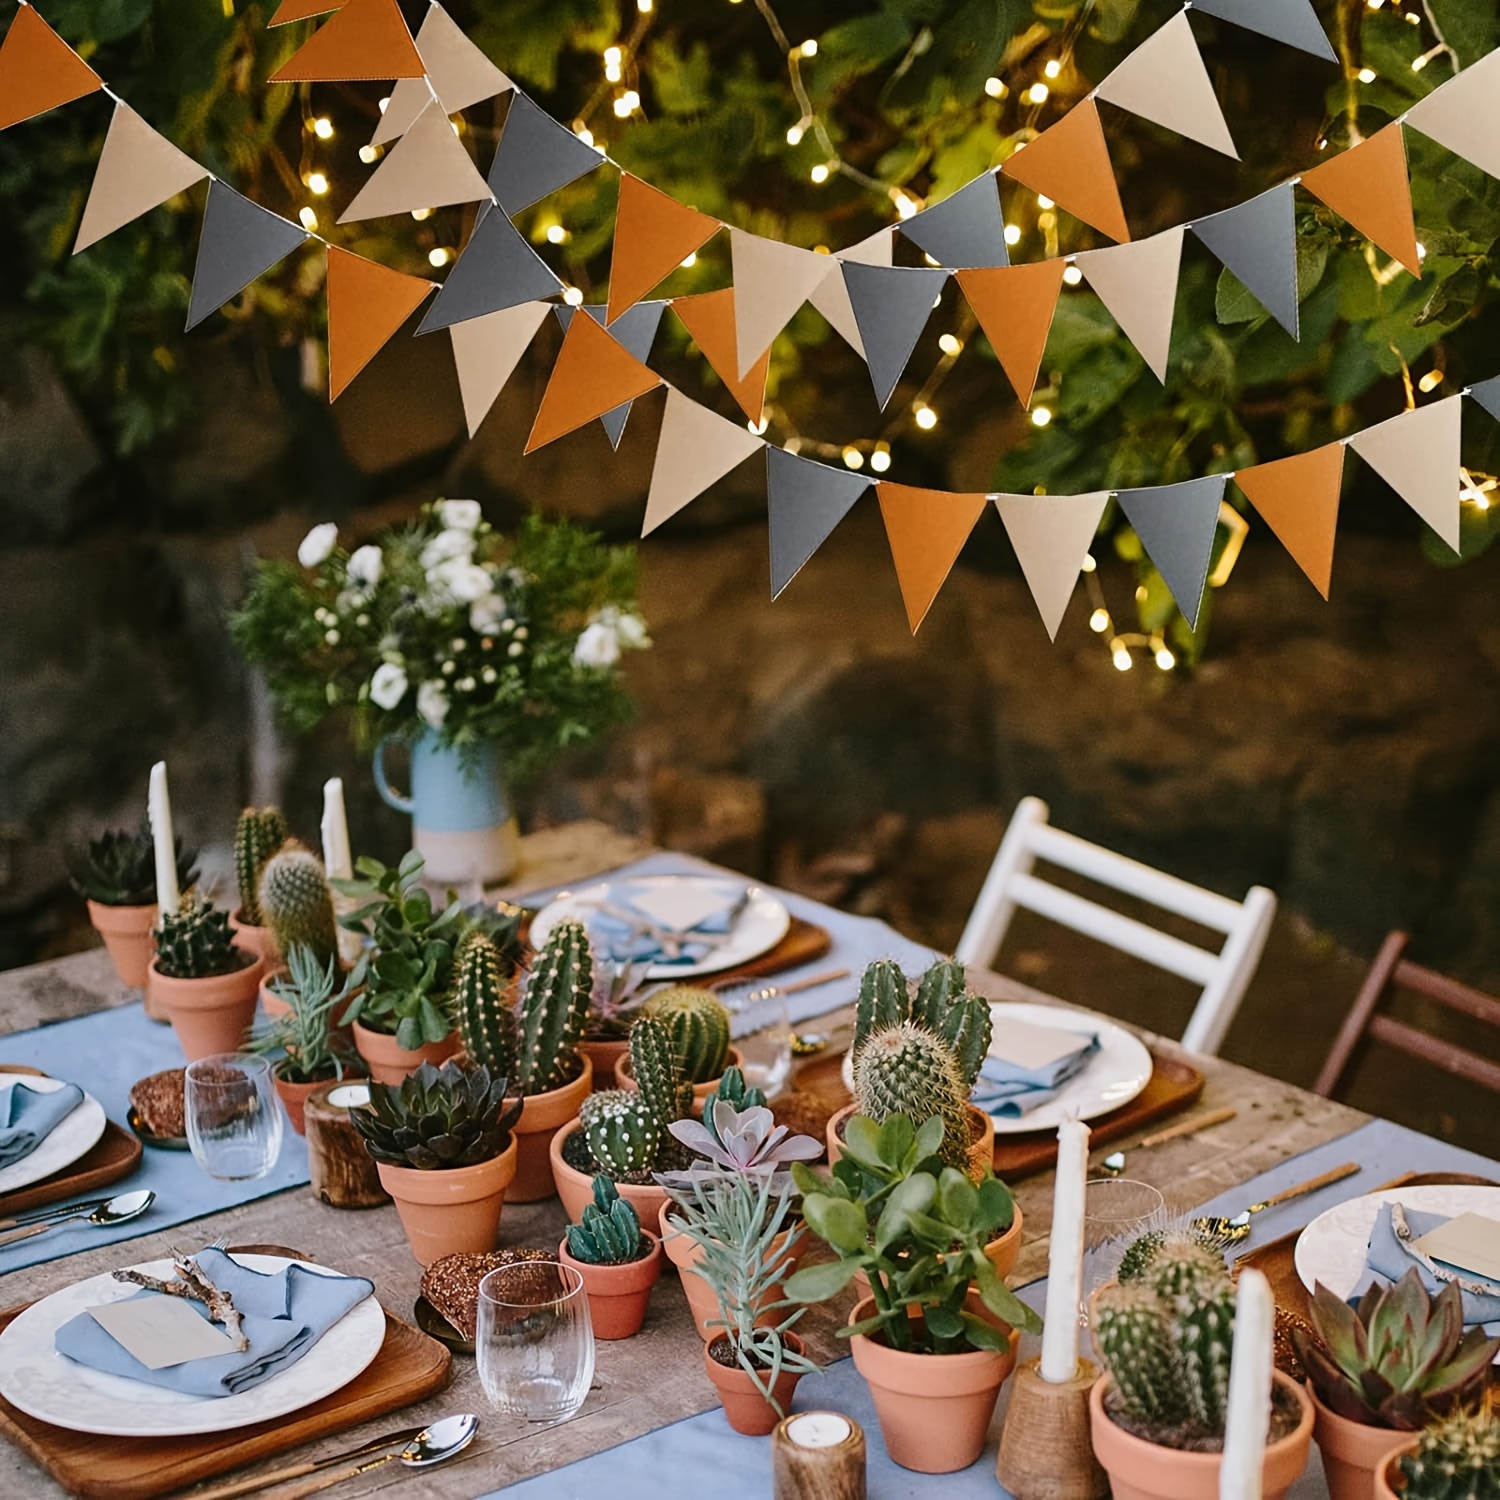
[639,985,731,1084]
[258,844,338,968]
[565,1175,650,1266]
[574,1014,693,1182]
[234,807,289,925]
[1395,1405,1500,1500]
[154,894,246,980]
[515,919,593,1093]
[70,824,199,907]
[249,945,363,1085]
[351,1060,522,1170]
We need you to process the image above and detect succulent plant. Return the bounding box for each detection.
[234,807,289,925]
[70,824,199,907]
[853,1021,973,1172]
[154,895,245,980]
[640,985,731,1084]
[1294,1269,1499,1430]
[258,844,338,967]
[565,1175,649,1265]
[249,944,363,1084]
[701,1066,766,1148]
[351,1060,522,1170]
[851,957,992,1095]
[1396,1405,1500,1500]
[453,930,519,1079]
[662,1101,822,1193]
[516,919,592,1093]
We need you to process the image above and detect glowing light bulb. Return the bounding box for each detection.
[358,144,379,164]
[1037,194,1055,210]
[1113,647,1133,672]
[869,448,891,473]
[1477,495,1493,510]
[1038,211,1057,231]
[1081,554,1097,573]
[984,77,1006,98]
[800,39,818,57]
[1028,82,1050,104]
[786,124,804,145]
[892,189,920,220]
[680,251,697,268]
[1089,609,1110,633]
[1004,223,1022,246]
[1412,53,1428,71]
[748,416,769,435]
[298,206,319,231]
[1134,584,1149,604]
[810,163,830,183]
[574,125,595,146]
[1031,406,1052,427]
[1418,370,1443,392]
[637,0,653,12]
[1416,242,1427,258]
[563,286,585,306]
[605,62,623,82]
[938,334,963,356]
[1358,67,1377,82]
[914,405,938,430]
[307,171,329,195]
[842,446,864,470]
[1063,264,1082,285]
[378,97,390,114]
[428,247,452,267]
[1155,646,1176,671]
[1044,59,1061,79]
[546,224,569,244]
[312,116,334,139]
[604,45,622,66]
[411,207,434,221]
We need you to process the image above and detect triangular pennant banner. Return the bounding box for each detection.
[1074,226,1184,382]
[730,230,834,377]
[766,447,869,599]
[898,174,1009,269]
[186,181,309,332]
[1095,12,1238,159]
[842,264,950,409]
[1232,443,1345,597]
[339,99,490,223]
[607,173,720,325]
[74,102,207,254]
[269,0,422,82]
[1187,0,1337,63]
[1347,397,1461,552]
[417,206,562,334]
[808,229,892,358]
[1191,183,1300,339]
[0,5,102,131]
[1115,475,1228,630]
[524,310,661,453]
[1405,50,1500,182]
[1300,123,1420,275]
[449,301,551,438]
[486,91,603,215]
[1001,100,1130,243]
[1466,374,1500,424]
[269,0,346,25]
[993,491,1112,639]
[372,3,512,146]
[956,260,1066,407]
[673,288,769,423]
[644,387,764,535]
[877,483,988,633]
[326,247,433,400]
[553,301,666,447]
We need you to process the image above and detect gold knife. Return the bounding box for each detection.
[180,1423,429,1500]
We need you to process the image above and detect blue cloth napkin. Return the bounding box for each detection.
[1364,1202,1500,1325]
[971,1034,1101,1118]
[587,893,739,968]
[55,1247,374,1397]
[0,1080,84,1169]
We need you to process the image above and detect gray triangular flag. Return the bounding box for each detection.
[842,262,950,409]
[898,174,1008,269]
[766,446,870,598]
[186,181,308,331]
[486,91,603,215]
[418,206,562,334]
[1115,475,1227,630]
[1191,183,1299,339]
[553,300,666,448]
[1467,375,1500,424]
[1187,0,1336,62]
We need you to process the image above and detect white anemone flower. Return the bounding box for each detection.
[572,621,621,669]
[437,498,483,532]
[346,544,383,590]
[417,680,450,727]
[369,662,408,710]
[469,592,508,635]
[297,522,339,568]
[419,528,475,571]
[427,558,494,605]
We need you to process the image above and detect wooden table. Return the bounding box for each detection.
[0,823,1370,1499]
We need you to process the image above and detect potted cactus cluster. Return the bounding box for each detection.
[230,806,290,961]
[150,895,268,1061]
[615,984,741,1114]
[558,1175,663,1340]
[1373,1405,1500,1500]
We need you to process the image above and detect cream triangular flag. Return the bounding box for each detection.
[74,102,207,254]
[644,387,763,535]
[1074,226,1184,382]
[448,300,550,437]
[1403,49,1500,180]
[1346,397,1462,551]
[340,98,490,223]
[809,229,893,358]
[1095,11,1238,159]
[993,491,1111,639]
[730,229,837,377]
[372,2,512,146]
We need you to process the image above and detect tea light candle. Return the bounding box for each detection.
[1039,1118,1090,1384]
[772,1411,865,1500]
[320,777,352,881]
[1219,1268,1274,1500]
[147,762,180,917]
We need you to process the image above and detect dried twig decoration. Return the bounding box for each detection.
[112,1254,249,1351]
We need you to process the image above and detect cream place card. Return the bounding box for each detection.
[988,1016,1093,1072]
[88,1298,238,1369]
[625,884,735,933]
[1412,1212,1500,1283]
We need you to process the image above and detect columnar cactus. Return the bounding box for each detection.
[853,1021,972,1171]
[258,844,338,967]
[853,958,908,1054]
[155,895,241,979]
[1093,1284,1189,1427]
[516,919,592,1094]
[1398,1406,1500,1500]
[234,807,289,925]
[630,1013,694,1125]
[912,959,992,1092]
[641,985,731,1084]
[454,930,518,1080]
[581,1090,661,1178]
[1173,1281,1236,1433]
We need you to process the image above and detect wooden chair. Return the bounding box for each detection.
[954,796,1278,1056]
[1312,931,1500,1098]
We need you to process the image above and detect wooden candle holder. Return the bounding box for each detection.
[772,1410,866,1500]
[995,1356,1109,1500]
[304,1081,389,1209]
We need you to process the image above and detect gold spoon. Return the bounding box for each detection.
[1192,1162,1361,1243]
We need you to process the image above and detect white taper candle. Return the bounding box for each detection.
[320,778,352,881]
[1218,1268,1274,1500]
[1039,1117,1090,1383]
[147,761,180,916]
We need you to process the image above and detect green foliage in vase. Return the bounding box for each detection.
[853,1021,973,1172]
[453,929,520,1080]
[248,943,363,1085]
[640,984,731,1084]
[1396,1405,1500,1500]
[69,824,199,907]
[258,843,337,967]
[234,807,288,926]
[154,893,244,980]
[565,1174,649,1265]
[516,917,593,1093]
[351,1059,522,1170]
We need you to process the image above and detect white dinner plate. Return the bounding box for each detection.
[0,1253,385,1436]
[1294,1184,1500,1301]
[0,1072,108,1197]
[530,875,791,980]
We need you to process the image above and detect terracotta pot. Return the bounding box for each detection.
[703,1331,808,1436]
[852,1204,1025,1305]
[376,1137,518,1267]
[558,1231,663,1340]
[1371,1436,1418,1500]
[579,1036,631,1091]
[511,1056,593,1202]
[259,967,292,1021]
[849,1290,1018,1473]
[229,909,274,962]
[616,1047,744,1118]
[150,955,267,1063]
[272,1070,327,1135]
[88,900,157,992]
[1088,1371,1314,1500]
[827,1102,995,1183]
[1309,1385,1418,1500]
[550,1124,674,1230]
[351,1021,461,1087]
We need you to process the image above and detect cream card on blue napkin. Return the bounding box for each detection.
[1412,1212,1500,1282]
[624,885,737,933]
[87,1298,238,1369]
[985,1017,1092,1072]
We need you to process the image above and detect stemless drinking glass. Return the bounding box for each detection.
[477,1261,595,1425]
[720,988,794,1099]
[184,1053,284,1181]
[1082,1177,1165,1318]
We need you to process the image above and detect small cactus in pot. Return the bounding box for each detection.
[234,807,289,927]
[566,1175,650,1265]
[453,930,519,1080]
[1394,1405,1500,1500]
[853,1022,973,1172]
[151,894,264,1061]
[258,844,339,968]
[155,895,246,980]
[639,985,731,1085]
[516,919,592,1094]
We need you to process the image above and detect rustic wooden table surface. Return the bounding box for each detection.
[0,822,1369,1499]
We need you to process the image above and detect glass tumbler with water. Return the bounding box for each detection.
[477,1261,595,1424]
[184,1053,284,1181]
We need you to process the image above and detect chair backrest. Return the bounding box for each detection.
[1312,931,1500,1098]
[955,796,1277,1055]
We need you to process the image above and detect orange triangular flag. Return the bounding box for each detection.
[1001,99,1130,243]
[1300,124,1420,275]
[1232,442,1346,598]
[0,5,102,131]
[673,288,769,424]
[326,247,434,400]
[956,261,1066,407]
[525,311,662,453]
[269,0,347,24]
[876,483,988,633]
[607,174,721,325]
[269,0,422,82]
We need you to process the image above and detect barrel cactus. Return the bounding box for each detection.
[640,985,731,1084]
[1397,1406,1500,1500]
[630,1012,694,1127]
[155,894,242,980]
[258,844,338,967]
[234,807,289,925]
[853,1021,972,1172]
[516,919,592,1094]
[454,930,518,1080]
[581,1089,661,1178]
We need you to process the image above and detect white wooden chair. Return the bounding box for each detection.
[954,797,1277,1055]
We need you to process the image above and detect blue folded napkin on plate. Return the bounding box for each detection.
[0,1080,84,1169]
[1364,1202,1500,1326]
[55,1247,374,1397]
[587,894,739,968]
[972,1034,1101,1118]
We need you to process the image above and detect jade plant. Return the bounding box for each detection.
[565,1175,651,1266]
[571,1014,693,1183]
[249,945,364,1085]
[234,807,289,926]
[1395,1405,1500,1500]
[69,824,199,907]
[515,919,593,1094]
[639,985,732,1084]
[154,894,248,979]
[258,844,338,968]
[351,1060,522,1170]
